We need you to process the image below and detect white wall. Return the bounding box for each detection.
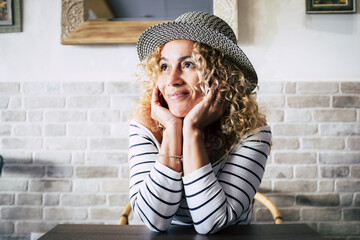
[0,0,138,83]
[1,0,359,83]
[238,0,360,81]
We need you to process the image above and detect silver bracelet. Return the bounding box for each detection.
[159,154,183,162]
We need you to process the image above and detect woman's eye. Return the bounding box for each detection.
[160,64,168,71]
[183,61,195,68]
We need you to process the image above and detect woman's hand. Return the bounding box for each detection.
[152,85,183,172]
[151,85,182,129]
[183,84,227,132]
[182,84,227,175]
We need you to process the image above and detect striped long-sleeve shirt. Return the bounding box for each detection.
[128,120,271,234]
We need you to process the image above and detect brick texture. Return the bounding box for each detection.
[0,81,359,239]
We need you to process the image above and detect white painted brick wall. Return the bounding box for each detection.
[0,81,359,239]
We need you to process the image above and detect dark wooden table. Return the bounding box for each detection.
[38,224,324,240]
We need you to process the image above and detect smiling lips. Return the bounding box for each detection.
[167,91,189,100]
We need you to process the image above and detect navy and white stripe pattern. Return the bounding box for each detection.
[129,120,271,234]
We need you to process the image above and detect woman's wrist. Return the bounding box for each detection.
[158,122,183,172]
[162,127,183,156]
[158,153,183,172]
[159,154,183,162]
[182,123,203,140]
[163,120,183,140]
[182,127,208,176]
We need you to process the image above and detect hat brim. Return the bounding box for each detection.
[137,21,258,89]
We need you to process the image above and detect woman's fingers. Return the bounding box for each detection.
[151,86,164,121]
[208,83,228,124]
[208,83,225,109]
[152,85,161,106]
[187,82,226,127]
[151,85,182,129]
[214,81,226,101]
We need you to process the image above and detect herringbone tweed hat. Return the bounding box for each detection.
[137,11,258,89]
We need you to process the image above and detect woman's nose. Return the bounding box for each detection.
[167,67,184,86]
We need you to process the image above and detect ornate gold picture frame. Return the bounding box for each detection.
[61,0,238,45]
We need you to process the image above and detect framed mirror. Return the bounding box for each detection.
[61,0,239,45]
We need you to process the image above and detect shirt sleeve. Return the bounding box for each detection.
[128,121,183,232]
[182,126,272,234]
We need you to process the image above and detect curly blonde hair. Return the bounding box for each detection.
[135,42,267,153]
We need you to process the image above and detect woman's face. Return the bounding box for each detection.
[157,40,203,118]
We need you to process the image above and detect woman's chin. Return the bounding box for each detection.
[170,109,189,118]
[171,112,186,118]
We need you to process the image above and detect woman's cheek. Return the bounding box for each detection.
[156,77,166,92]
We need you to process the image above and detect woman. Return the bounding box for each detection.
[129,11,271,234]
